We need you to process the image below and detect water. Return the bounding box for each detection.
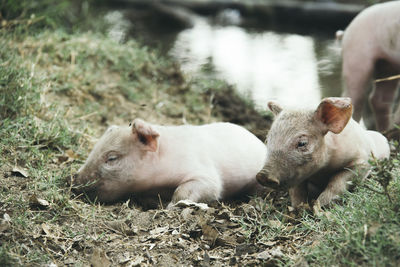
[105,10,343,110]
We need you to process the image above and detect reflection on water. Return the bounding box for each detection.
[104,11,131,43]
[105,10,342,110]
[170,20,342,109]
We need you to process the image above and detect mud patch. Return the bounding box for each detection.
[211,87,272,141]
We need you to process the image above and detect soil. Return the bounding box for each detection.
[54,82,306,266]
[55,69,297,266]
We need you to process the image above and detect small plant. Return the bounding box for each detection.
[0,244,15,267]
[368,153,398,205]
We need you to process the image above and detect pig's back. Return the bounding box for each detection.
[201,123,267,196]
[343,2,400,61]
[160,122,267,197]
[366,130,390,160]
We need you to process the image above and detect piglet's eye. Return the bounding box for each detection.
[297,140,308,148]
[296,136,309,151]
[106,154,119,164]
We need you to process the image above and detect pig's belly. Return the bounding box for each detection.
[379,28,400,64]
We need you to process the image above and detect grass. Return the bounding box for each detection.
[302,154,400,266]
[0,2,238,265]
[237,150,400,266]
[1,0,400,266]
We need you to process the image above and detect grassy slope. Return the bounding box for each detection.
[1,1,400,266]
[0,3,223,265]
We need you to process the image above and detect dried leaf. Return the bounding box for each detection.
[215,232,237,247]
[270,246,284,258]
[130,255,145,266]
[367,222,381,237]
[257,250,271,260]
[91,248,111,267]
[293,257,309,267]
[57,149,79,164]
[181,207,194,221]
[257,240,277,247]
[41,223,61,240]
[288,206,295,212]
[29,194,50,209]
[174,199,209,210]
[41,223,52,236]
[149,226,169,236]
[235,243,257,256]
[11,166,29,178]
[117,252,131,264]
[202,252,211,267]
[3,213,11,222]
[66,149,79,159]
[56,155,69,164]
[105,220,129,234]
[268,219,282,228]
[0,216,10,232]
[202,224,219,247]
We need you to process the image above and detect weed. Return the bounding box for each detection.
[0,244,15,267]
[300,155,400,266]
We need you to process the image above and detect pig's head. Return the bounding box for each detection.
[256,97,353,189]
[73,119,159,202]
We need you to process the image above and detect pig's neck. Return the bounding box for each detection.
[139,128,187,189]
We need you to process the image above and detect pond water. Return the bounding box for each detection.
[105,9,343,110]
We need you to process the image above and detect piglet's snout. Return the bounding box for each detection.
[68,172,99,192]
[256,169,280,189]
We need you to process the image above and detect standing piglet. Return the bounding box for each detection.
[256,97,390,208]
[73,119,267,206]
[341,1,400,132]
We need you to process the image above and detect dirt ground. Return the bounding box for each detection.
[52,61,296,267]
[59,87,294,266]
[1,31,308,266]
[3,20,400,267]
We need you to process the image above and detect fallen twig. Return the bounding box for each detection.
[374,74,400,83]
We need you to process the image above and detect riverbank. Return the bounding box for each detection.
[110,0,366,33]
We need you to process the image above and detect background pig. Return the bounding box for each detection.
[256,97,390,208]
[341,1,400,132]
[74,119,267,206]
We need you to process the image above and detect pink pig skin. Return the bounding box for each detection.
[341,1,400,132]
[74,119,267,206]
[256,97,390,208]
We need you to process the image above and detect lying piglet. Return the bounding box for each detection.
[256,97,390,208]
[74,119,267,206]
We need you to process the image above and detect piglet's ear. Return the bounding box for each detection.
[131,119,159,152]
[267,101,282,116]
[314,97,353,134]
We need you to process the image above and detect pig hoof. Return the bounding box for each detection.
[294,202,312,212]
[311,199,323,216]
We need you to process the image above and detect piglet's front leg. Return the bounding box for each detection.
[316,165,369,207]
[289,181,308,208]
[167,176,222,209]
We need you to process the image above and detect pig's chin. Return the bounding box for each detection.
[71,178,119,203]
[88,181,131,203]
[257,178,281,190]
[284,175,310,189]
